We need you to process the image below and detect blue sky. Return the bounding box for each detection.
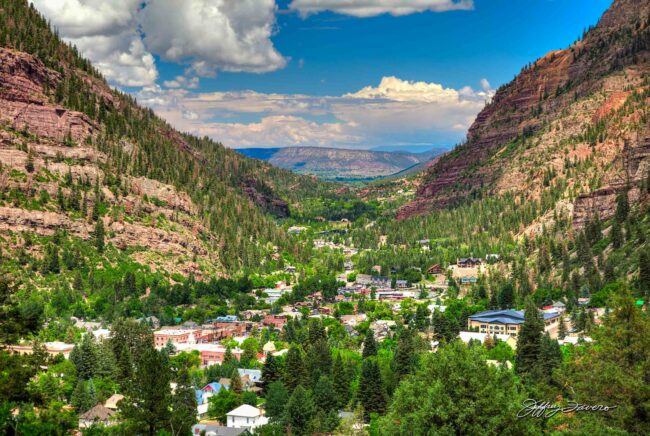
[33,0,611,150]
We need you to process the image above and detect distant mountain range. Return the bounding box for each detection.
[236,146,447,181]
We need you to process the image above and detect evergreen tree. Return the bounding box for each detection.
[71,380,93,413]
[313,375,337,414]
[71,333,97,380]
[331,354,350,409]
[498,282,515,309]
[515,298,544,378]
[357,358,387,418]
[120,347,172,436]
[230,368,243,394]
[362,330,377,358]
[611,219,623,249]
[615,191,629,223]
[558,315,568,339]
[94,219,105,253]
[265,381,289,422]
[170,368,197,436]
[539,333,562,378]
[283,345,307,392]
[393,330,416,381]
[261,352,282,393]
[285,385,315,436]
[639,251,650,295]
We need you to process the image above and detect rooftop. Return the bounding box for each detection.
[227,404,263,418]
[468,309,559,325]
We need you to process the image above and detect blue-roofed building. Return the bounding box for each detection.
[468,309,560,338]
[214,315,238,323]
[237,369,262,389]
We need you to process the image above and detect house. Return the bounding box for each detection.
[262,315,287,330]
[427,264,444,274]
[458,331,518,349]
[551,301,566,313]
[237,369,262,388]
[103,394,124,410]
[486,359,513,369]
[457,257,482,267]
[344,260,354,271]
[284,266,297,273]
[78,404,116,428]
[460,276,478,285]
[226,404,269,430]
[558,336,593,346]
[153,329,201,347]
[395,279,409,288]
[191,423,249,436]
[215,315,239,323]
[287,226,306,235]
[370,276,391,287]
[468,309,561,338]
[137,316,160,328]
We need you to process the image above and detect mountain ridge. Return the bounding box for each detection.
[237,146,445,180]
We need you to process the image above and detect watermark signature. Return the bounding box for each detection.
[517,399,617,419]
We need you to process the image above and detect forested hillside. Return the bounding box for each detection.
[0,0,337,276]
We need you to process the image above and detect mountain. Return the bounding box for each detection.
[398,0,650,222]
[237,146,443,180]
[0,0,336,275]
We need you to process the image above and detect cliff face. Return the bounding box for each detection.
[0,48,96,143]
[398,0,650,222]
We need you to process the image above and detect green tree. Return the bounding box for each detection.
[379,341,539,435]
[265,381,289,422]
[357,358,387,418]
[515,298,544,378]
[393,330,416,381]
[120,346,172,436]
[283,345,307,392]
[230,368,243,394]
[94,219,105,253]
[639,251,650,295]
[362,330,377,358]
[208,387,241,424]
[313,375,337,414]
[615,191,629,223]
[170,368,197,436]
[261,353,282,393]
[331,354,351,409]
[285,385,315,436]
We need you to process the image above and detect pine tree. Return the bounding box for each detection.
[313,375,337,414]
[639,251,650,295]
[498,282,515,309]
[362,330,377,358]
[357,358,387,418]
[120,346,172,436]
[611,219,623,248]
[331,354,350,409]
[261,352,282,393]
[283,345,307,392]
[615,191,629,223]
[230,368,243,393]
[170,368,197,436]
[265,381,289,421]
[393,330,415,381]
[558,315,568,339]
[94,219,105,253]
[71,380,93,413]
[515,298,544,378]
[285,385,315,436]
[539,333,562,378]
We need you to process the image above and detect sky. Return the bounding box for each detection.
[31,0,612,151]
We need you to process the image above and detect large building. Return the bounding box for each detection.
[468,309,560,338]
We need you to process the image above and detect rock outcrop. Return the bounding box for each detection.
[0,48,96,143]
[398,0,650,221]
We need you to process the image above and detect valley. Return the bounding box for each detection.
[1,1,649,436]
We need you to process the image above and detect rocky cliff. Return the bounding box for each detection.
[398,0,650,224]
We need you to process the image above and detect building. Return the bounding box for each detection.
[103,394,124,411]
[457,257,483,267]
[262,315,287,330]
[6,341,75,359]
[226,404,268,430]
[78,404,116,428]
[468,309,561,338]
[174,343,243,367]
[191,424,248,436]
[153,329,200,347]
[427,264,444,274]
[458,331,518,349]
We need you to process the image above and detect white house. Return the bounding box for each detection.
[226,404,268,431]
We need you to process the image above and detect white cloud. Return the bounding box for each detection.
[139,0,286,76]
[31,0,286,86]
[31,0,158,87]
[135,76,493,149]
[289,0,473,17]
[164,76,200,89]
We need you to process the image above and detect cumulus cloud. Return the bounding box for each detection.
[31,0,286,86]
[31,0,157,87]
[135,76,493,149]
[163,76,200,89]
[139,0,286,76]
[289,0,474,17]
